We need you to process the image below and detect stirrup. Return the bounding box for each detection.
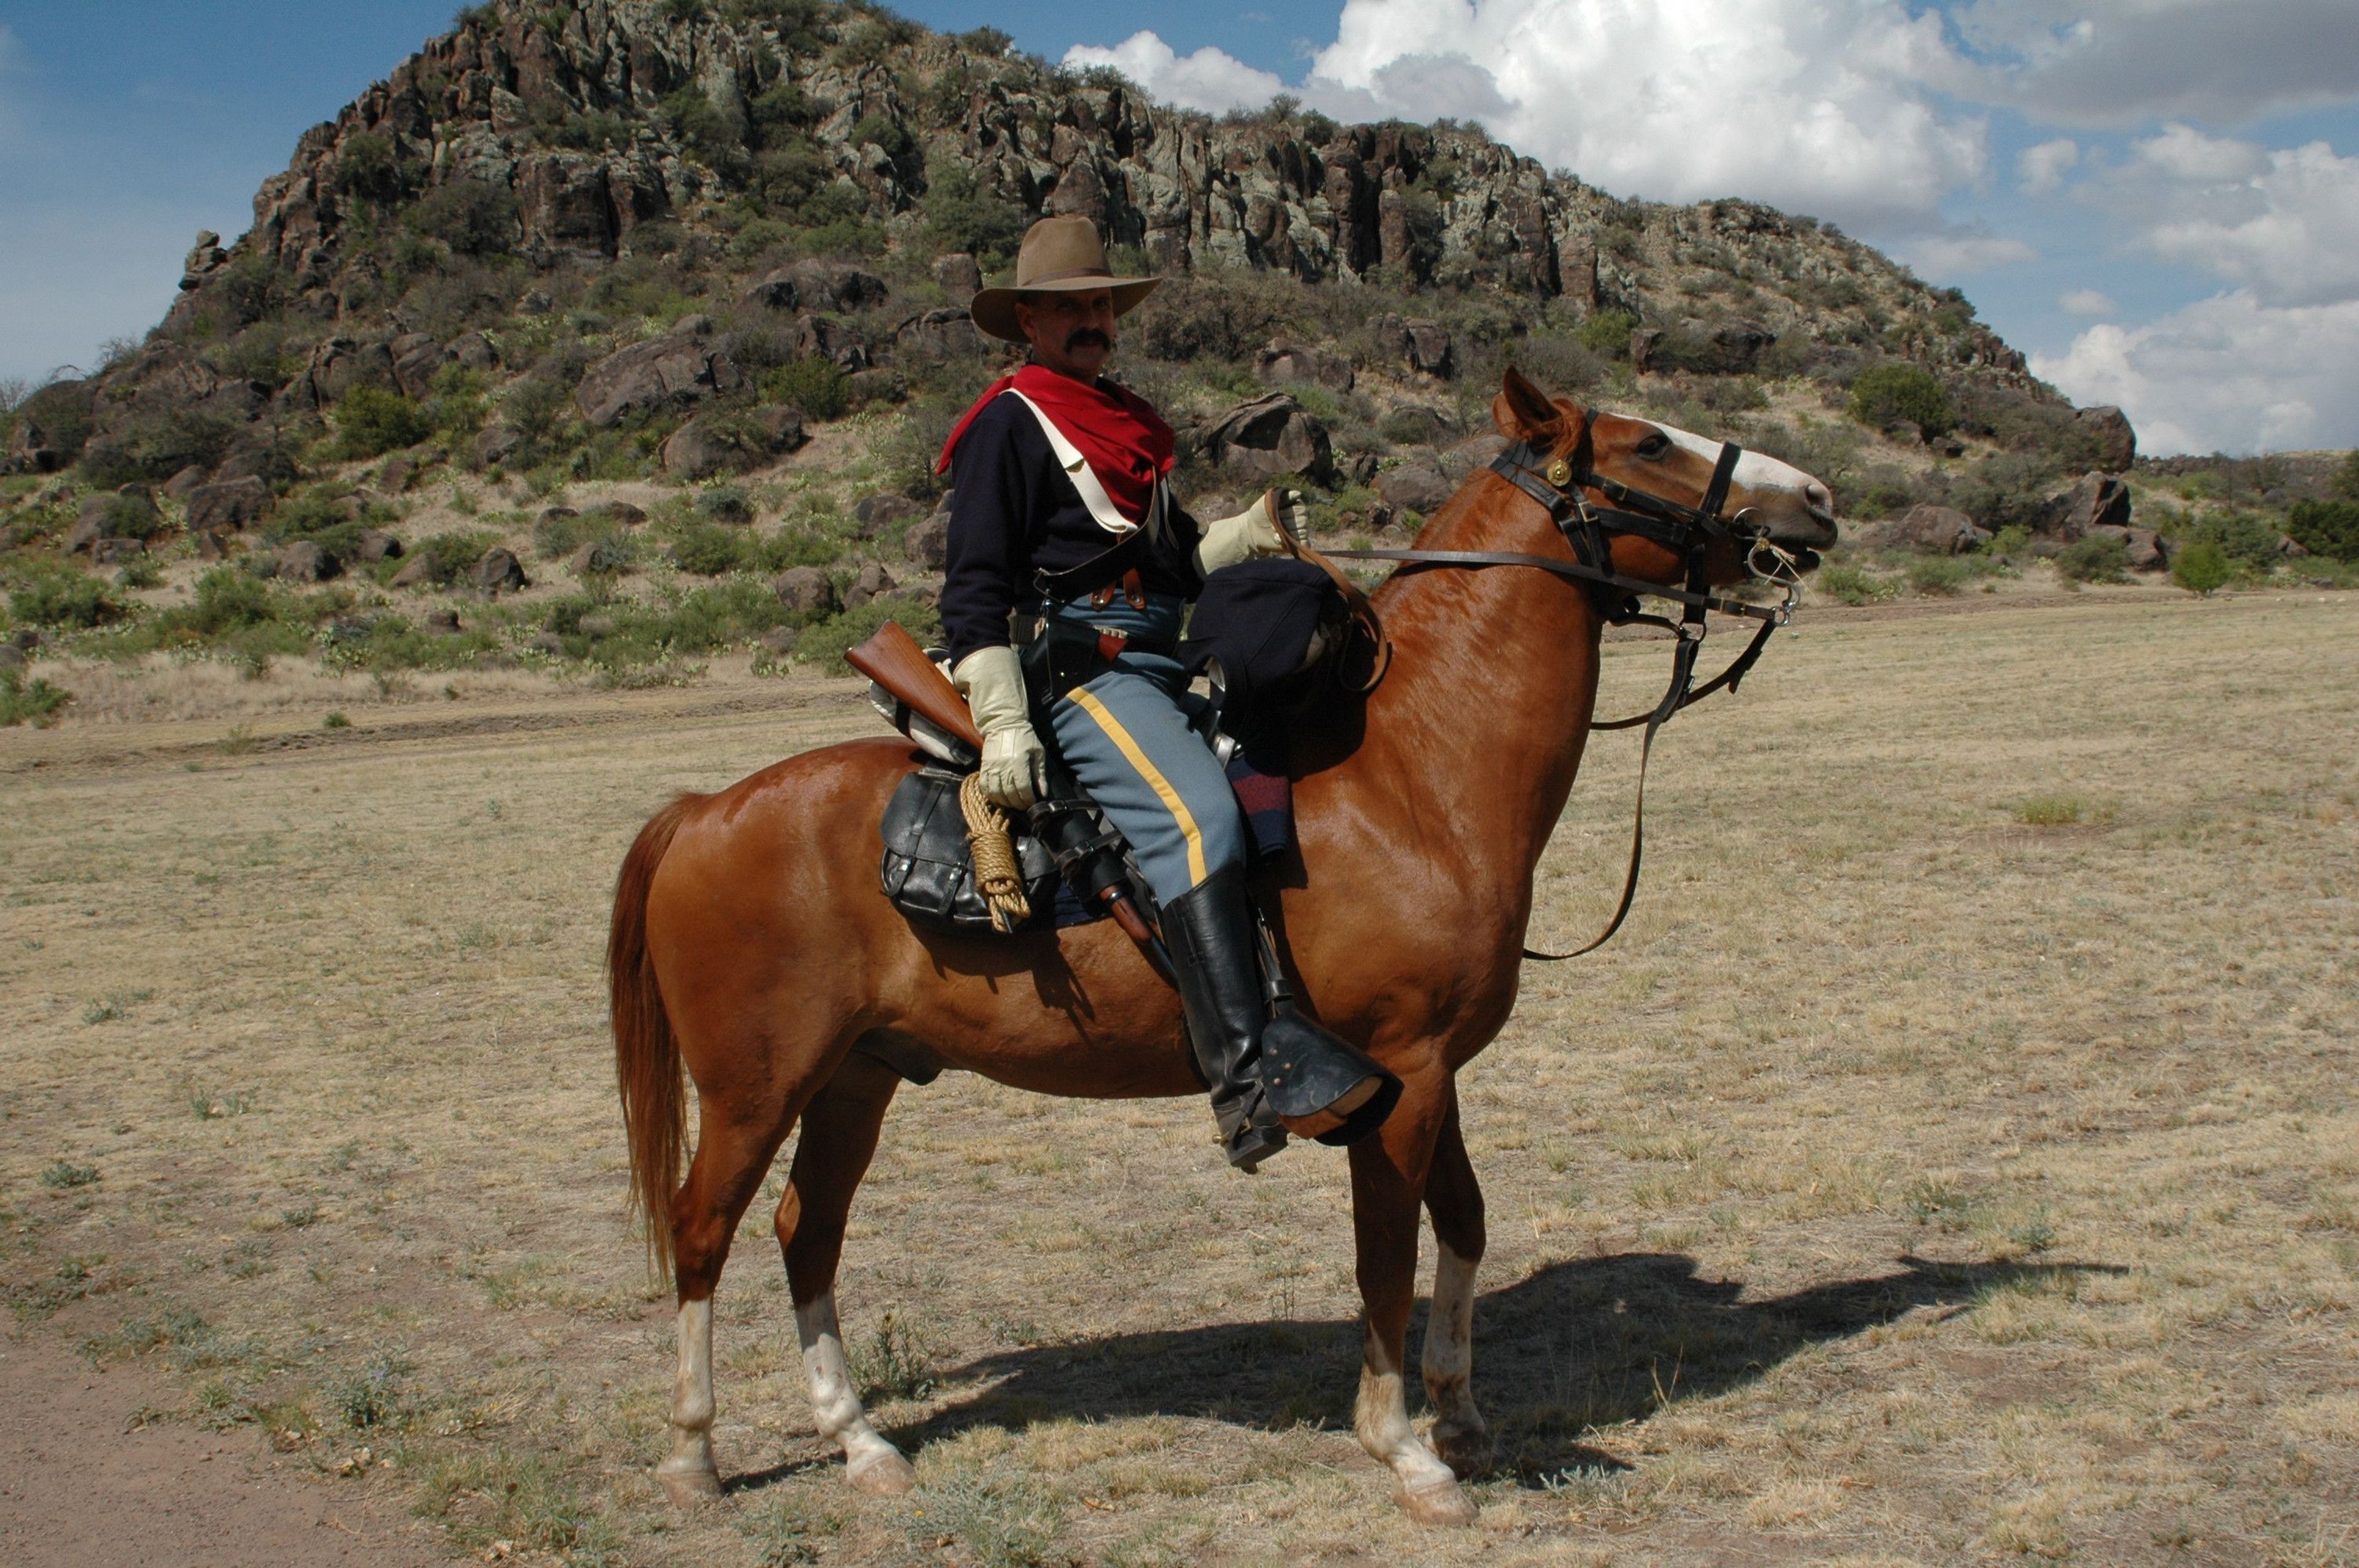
[1260,1007,1402,1147]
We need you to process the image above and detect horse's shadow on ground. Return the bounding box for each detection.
[831,1252,2110,1487]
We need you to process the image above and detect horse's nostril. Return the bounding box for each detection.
[1805,482,1833,514]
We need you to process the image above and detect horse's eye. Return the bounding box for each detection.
[1636,432,1671,459]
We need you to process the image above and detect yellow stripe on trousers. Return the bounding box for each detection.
[1063,685,1207,889]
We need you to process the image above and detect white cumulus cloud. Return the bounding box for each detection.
[2018,137,2078,194]
[1903,229,2039,274]
[1062,31,1286,116]
[2032,291,2359,455]
[1069,0,1990,230]
[2095,127,2359,309]
[2059,287,2116,316]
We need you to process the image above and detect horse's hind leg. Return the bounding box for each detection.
[777,1050,918,1496]
[657,1097,800,1505]
[1422,1090,1493,1478]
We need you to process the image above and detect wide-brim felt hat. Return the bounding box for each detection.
[968,215,1160,345]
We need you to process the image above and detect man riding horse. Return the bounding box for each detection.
[937,214,1395,1170]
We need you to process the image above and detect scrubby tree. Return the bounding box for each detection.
[1848,363,1955,439]
[2172,538,2231,596]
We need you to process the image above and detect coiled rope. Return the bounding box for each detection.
[958,771,1033,933]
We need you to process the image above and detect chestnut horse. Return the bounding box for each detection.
[609,370,1836,1524]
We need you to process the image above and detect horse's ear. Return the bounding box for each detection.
[1493,368,1559,444]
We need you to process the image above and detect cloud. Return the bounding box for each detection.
[2059,287,2116,316]
[2017,137,2077,195]
[1947,0,2359,128]
[2086,127,2359,310]
[1062,31,1286,116]
[2032,291,2359,454]
[1903,228,2039,275]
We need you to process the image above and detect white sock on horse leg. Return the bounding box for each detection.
[656,1298,720,1499]
[1422,1242,1490,1462]
[797,1291,914,1489]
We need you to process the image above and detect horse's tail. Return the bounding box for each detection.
[609,793,701,1284]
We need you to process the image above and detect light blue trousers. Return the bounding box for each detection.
[1043,599,1244,908]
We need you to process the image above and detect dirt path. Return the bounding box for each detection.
[0,1331,444,1568]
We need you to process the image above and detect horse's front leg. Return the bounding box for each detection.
[1422,1088,1492,1478]
[1348,1064,1478,1526]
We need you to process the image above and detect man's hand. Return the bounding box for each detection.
[1195,488,1310,575]
[952,646,1048,809]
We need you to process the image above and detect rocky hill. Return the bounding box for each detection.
[4,0,2349,720]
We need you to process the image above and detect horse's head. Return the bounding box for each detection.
[1491,368,1836,587]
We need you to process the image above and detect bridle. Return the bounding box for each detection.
[1310,421,1812,960]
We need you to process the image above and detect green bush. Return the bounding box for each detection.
[9,563,125,628]
[1812,562,1895,606]
[794,596,941,673]
[1906,557,1971,596]
[86,489,170,541]
[180,566,283,635]
[2188,510,2280,569]
[667,523,752,576]
[2057,533,2130,584]
[1989,524,2033,558]
[331,388,435,461]
[2171,538,2231,597]
[0,666,70,727]
[407,179,520,256]
[922,158,1025,264]
[2285,499,2359,563]
[1848,364,1955,439]
[761,357,850,421]
[401,528,501,589]
[1576,310,1638,357]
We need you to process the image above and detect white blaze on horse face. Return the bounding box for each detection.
[797,1292,913,1489]
[1653,420,1813,499]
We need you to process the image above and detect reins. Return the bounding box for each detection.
[1313,431,1805,961]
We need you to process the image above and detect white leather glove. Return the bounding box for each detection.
[952,645,1047,811]
[1194,488,1310,575]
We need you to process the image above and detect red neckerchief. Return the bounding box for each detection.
[937,362,1175,524]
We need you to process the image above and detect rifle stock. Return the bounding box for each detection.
[845,621,986,753]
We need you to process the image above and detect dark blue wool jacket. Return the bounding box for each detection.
[941,391,1207,662]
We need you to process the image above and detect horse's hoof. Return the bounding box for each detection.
[848,1448,917,1496]
[1430,1422,1495,1480]
[1396,1474,1479,1527]
[655,1462,722,1508]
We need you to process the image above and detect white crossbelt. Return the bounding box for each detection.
[1007,389,1165,543]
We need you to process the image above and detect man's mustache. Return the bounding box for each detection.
[1065,328,1111,351]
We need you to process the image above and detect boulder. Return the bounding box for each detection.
[787,261,888,313]
[2039,473,2132,539]
[446,332,497,372]
[756,626,801,657]
[1372,316,1454,378]
[1629,327,1665,373]
[695,488,754,525]
[845,368,906,406]
[354,528,403,563]
[276,540,335,582]
[529,630,566,655]
[1337,451,1380,488]
[772,566,839,617]
[475,424,525,467]
[162,464,209,502]
[0,645,25,673]
[389,333,444,399]
[2091,525,2169,571]
[853,493,925,536]
[306,336,397,404]
[389,554,434,588]
[211,438,297,490]
[904,509,950,571]
[1255,341,1355,393]
[424,607,461,631]
[589,500,647,527]
[69,487,159,552]
[932,252,982,304]
[843,563,896,609]
[1377,460,1453,517]
[740,269,801,311]
[659,407,807,479]
[2075,406,2137,470]
[574,316,744,428]
[569,540,629,576]
[179,229,228,291]
[794,313,870,370]
[472,547,528,596]
[1887,504,1992,555]
[1438,432,1508,481]
[92,537,147,566]
[1198,394,1335,486]
[895,308,983,361]
[1694,320,1777,375]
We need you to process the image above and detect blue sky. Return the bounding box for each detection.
[4,1,2355,454]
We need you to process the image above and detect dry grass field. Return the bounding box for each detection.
[2,587,2354,1567]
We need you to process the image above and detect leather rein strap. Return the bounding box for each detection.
[1319,435,1801,962]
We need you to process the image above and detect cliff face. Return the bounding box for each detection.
[177,0,2022,381]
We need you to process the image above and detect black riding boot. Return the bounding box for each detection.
[1160,865,1400,1171]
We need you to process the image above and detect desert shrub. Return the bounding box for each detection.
[696,486,752,524]
[2285,499,2359,563]
[922,158,1025,265]
[264,486,396,567]
[0,666,70,727]
[79,405,242,486]
[762,357,850,420]
[1946,453,2064,536]
[401,528,500,588]
[86,488,170,541]
[1812,561,1895,606]
[794,596,941,672]
[667,522,753,576]
[1498,334,1604,395]
[1906,557,1971,595]
[1989,523,2033,558]
[406,179,518,257]
[2188,510,2280,569]
[1576,309,1640,357]
[179,566,283,634]
[1848,363,1954,438]
[1138,274,1296,363]
[533,511,624,560]
[2171,538,2231,596]
[2056,533,2130,584]
[9,563,125,628]
[331,388,435,461]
